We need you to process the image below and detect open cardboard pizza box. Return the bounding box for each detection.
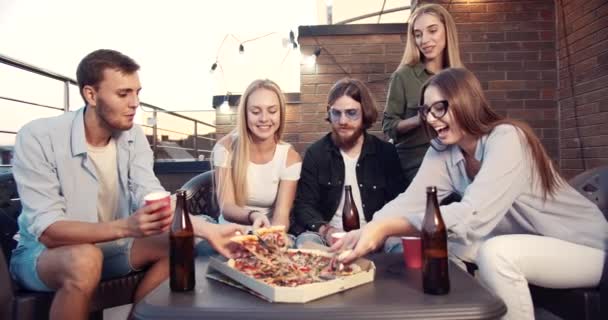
[207,242,376,303]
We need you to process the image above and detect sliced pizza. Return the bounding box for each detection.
[255,225,289,251]
[227,247,362,287]
[230,234,274,265]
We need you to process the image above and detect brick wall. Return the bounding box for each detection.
[295,29,405,153]
[441,0,559,161]
[215,110,235,140]
[214,0,608,178]
[293,0,561,160]
[556,0,608,178]
[215,25,406,155]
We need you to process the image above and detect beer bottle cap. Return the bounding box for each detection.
[426,186,437,193]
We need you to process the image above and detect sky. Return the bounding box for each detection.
[0,0,411,147]
[0,1,315,105]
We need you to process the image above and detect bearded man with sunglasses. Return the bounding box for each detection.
[291,78,406,248]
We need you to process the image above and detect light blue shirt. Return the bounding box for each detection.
[375,124,608,260]
[12,107,164,247]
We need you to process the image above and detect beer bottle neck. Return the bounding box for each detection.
[175,190,189,216]
[426,191,438,207]
[172,190,192,231]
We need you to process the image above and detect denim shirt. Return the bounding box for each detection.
[12,107,164,247]
[375,124,608,259]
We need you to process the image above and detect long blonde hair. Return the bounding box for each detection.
[420,68,563,200]
[216,79,287,206]
[401,3,463,69]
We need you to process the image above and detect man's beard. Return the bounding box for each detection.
[96,97,132,131]
[332,126,364,149]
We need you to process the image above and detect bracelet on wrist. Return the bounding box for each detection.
[247,210,260,224]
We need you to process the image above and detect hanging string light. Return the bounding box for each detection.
[211,31,293,94]
[289,30,298,49]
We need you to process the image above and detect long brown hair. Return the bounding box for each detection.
[325,78,378,130]
[400,3,463,69]
[420,68,563,200]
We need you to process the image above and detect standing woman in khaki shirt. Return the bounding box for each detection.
[382,4,463,188]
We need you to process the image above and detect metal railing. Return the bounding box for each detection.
[138,101,216,161]
[0,53,216,166]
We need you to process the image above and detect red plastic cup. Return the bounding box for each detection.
[144,191,171,213]
[401,236,422,269]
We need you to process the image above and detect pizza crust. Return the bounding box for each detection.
[230,234,258,243]
[255,225,286,236]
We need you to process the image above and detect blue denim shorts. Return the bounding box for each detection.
[295,231,327,248]
[10,238,137,292]
[96,238,139,279]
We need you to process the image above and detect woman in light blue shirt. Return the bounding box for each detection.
[334,68,607,320]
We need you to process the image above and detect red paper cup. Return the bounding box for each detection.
[144,191,171,213]
[401,236,422,269]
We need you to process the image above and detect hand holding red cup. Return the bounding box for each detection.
[144,191,172,214]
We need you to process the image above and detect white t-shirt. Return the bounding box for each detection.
[87,138,119,222]
[328,150,367,230]
[213,142,301,220]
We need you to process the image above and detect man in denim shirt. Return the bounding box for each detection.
[10,49,242,320]
[292,78,405,247]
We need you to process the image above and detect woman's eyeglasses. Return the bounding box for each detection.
[328,107,361,122]
[418,100,449,121]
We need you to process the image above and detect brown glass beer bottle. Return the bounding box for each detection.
[342,185,360,232]
[170,189,195,292]
[421,186,450,295]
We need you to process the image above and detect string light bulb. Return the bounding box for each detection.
[305,47,322,66]
[210,62,218,73]
[239,44,245,54]
[289,30,298,49]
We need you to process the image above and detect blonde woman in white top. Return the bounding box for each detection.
[213,79,302,229]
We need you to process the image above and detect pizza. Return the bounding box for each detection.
[256,225,289,248]
[230,225,290,265]
[229,226,361,287]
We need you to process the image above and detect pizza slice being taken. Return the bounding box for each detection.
[229,234,274,265]
[255,225,289,251]
[252,226,309,279]
[230,225,290,261]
